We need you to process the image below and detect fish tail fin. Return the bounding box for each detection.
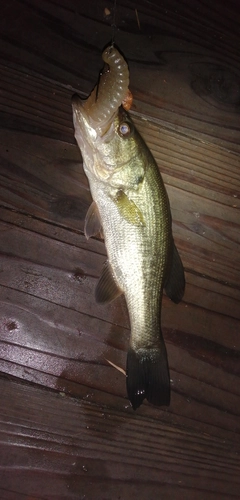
[126,346,170,410]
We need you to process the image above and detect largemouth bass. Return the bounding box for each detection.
[72,45,185,409]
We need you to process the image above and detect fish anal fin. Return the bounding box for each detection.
[126,347,170,410]
[165,243,185,304]
[84,201,103,240]
[113,190,145,227]
[95,260,122,304]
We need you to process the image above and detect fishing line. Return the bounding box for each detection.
[111,0,117,46]
[96,0,117,102]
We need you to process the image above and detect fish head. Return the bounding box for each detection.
[72,94,137,182]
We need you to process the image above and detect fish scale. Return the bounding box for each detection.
[72,45,185,409]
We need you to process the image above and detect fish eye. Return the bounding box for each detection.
[118,122,132,138]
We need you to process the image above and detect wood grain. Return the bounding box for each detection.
[1,378,240,499]
[0,0,240,497]
[1,0,240,150]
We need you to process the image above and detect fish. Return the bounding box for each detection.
[72,44,185,410]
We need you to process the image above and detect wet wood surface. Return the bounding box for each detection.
[0,0,240,498]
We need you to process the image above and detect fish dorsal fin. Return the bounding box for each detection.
[95,260,123,303]
[113,190,145,227]
[84,201,103,239]
[164,243,185,304]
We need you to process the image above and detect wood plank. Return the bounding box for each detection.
[1,128,239,288]
[0,0,240,496]
[0,207,240,444]
[0,378,240,499]
[0,0,240,150]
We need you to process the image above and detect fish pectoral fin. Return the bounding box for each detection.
[113,190,145,227]
[84,201,103,240]
[95,260,123,303]
[164,242,185,304]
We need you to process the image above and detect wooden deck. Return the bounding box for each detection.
[0,0,240,498]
